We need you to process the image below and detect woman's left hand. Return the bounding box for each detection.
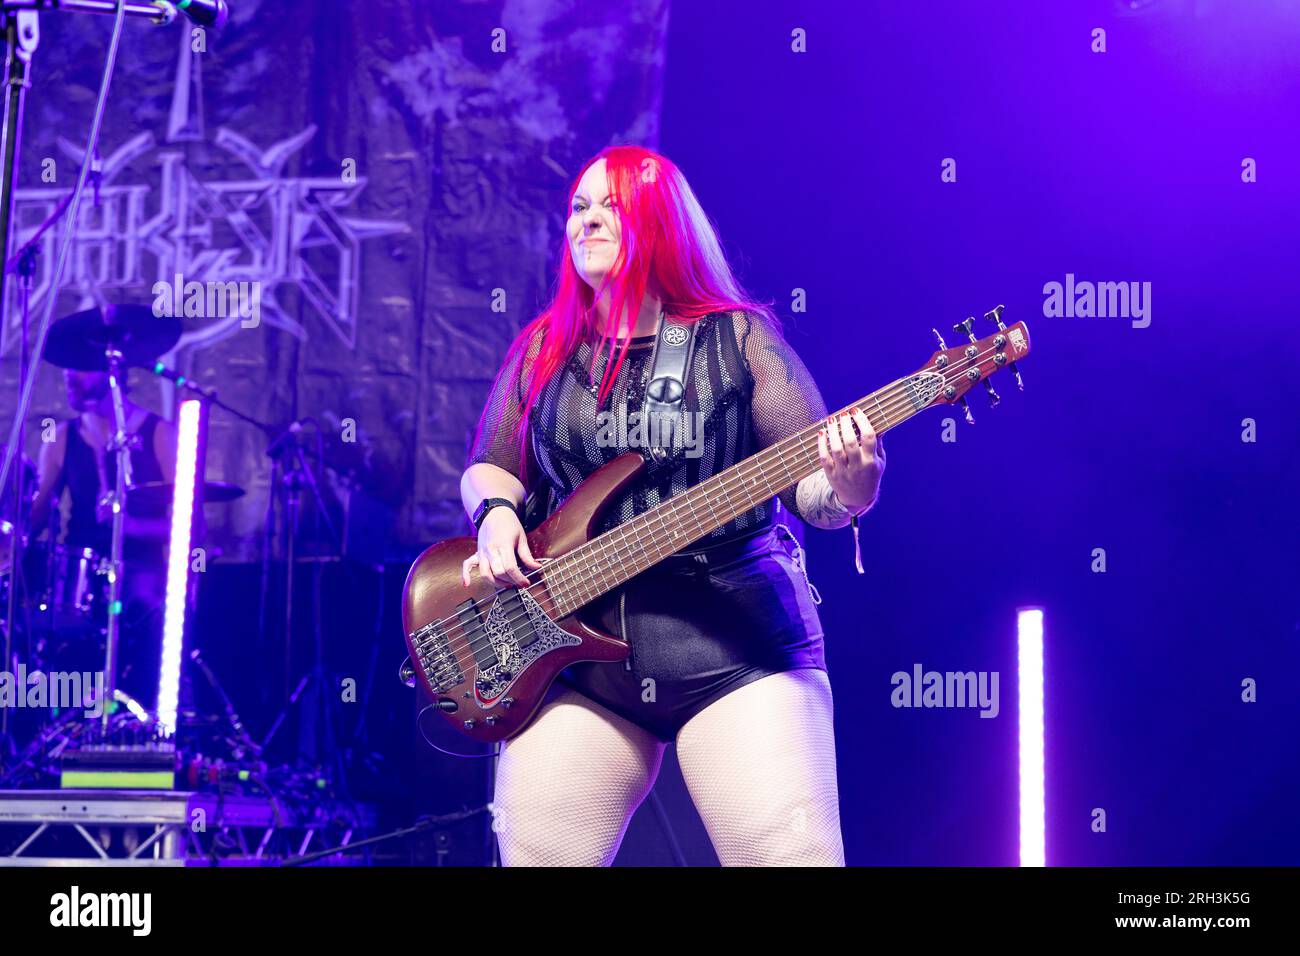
[817,408,885,514]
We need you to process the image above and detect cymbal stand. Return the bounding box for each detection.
[100,336,134,732]
[0,228,35,743]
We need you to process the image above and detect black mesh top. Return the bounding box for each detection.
[467,309,830,542]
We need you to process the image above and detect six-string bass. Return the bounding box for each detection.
[402,306,1031,743]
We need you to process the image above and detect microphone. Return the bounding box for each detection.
[174,0,229,29]
[144,361,218,400]
[146,361,191,387]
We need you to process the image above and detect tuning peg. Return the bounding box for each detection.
[957,396,975,425]
[982,380,1001,407]
[953,317,978,344]
[931,328,948,350]
[984,304,1023,390]
[983,305,1007,331]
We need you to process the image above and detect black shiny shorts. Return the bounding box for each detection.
[554,523,826,742]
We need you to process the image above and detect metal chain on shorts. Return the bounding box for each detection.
[772,522,822,606]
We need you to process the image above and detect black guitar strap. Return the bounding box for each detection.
[522,315,698,526]
[641,312,699,466]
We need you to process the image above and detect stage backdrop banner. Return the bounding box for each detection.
[1,0,668,561]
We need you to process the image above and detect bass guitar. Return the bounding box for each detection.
[403,306,1030,743]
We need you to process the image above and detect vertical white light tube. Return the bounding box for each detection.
[157,399,202,736]
[1018,607,1045,867]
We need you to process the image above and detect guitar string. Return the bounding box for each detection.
[418,376,910,672]
[419,405,870,683]
[417,338,1013,682]
[414,338,1016,680]
[447,337,1009,633]
[419,361,996,689]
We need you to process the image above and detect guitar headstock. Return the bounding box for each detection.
[916,305,1030,424]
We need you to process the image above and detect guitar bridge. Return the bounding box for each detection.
[409,619,465,695]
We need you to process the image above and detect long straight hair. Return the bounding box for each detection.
[481,144,775,487]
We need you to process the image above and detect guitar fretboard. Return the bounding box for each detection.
[539,371,938,617]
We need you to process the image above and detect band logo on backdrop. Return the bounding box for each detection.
[3,31,407,376]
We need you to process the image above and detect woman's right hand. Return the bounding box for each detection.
[461,506,543,589]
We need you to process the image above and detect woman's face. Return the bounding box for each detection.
[567,159,620,290]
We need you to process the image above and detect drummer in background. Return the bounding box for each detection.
[28,368,178,709]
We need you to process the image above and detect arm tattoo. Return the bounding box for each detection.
[795,471,856,530]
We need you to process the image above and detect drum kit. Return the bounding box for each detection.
[0,304,245,741]
[0,299,380,833]
[0,300,362,802]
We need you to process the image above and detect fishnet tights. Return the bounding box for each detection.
[492,669,844,866]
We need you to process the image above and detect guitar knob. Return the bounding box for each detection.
[501,697,515,710]
[485,715,500,727]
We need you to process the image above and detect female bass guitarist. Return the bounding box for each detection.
[460,145,884,866]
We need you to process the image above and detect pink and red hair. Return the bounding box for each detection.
[481,144,774,487]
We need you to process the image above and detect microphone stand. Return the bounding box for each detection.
[99,337,133,731]
[0,2,177,22]
[0,9,38,356]
[1,177,75,742]
[0,2,177,319]
[262,423,340,738]
[0,8,36,751]
[189,646,262,763]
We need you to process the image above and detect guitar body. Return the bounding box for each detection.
[402,451,647,744]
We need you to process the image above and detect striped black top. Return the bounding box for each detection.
[468,309,829,542]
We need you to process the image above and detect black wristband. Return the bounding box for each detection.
[472,497,519,531]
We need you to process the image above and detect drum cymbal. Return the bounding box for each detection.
[43,305,181,371]
[126,480,246,512]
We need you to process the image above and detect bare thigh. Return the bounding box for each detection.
[492,686,666,866]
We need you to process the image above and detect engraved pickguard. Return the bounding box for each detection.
[475,587,581,705]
